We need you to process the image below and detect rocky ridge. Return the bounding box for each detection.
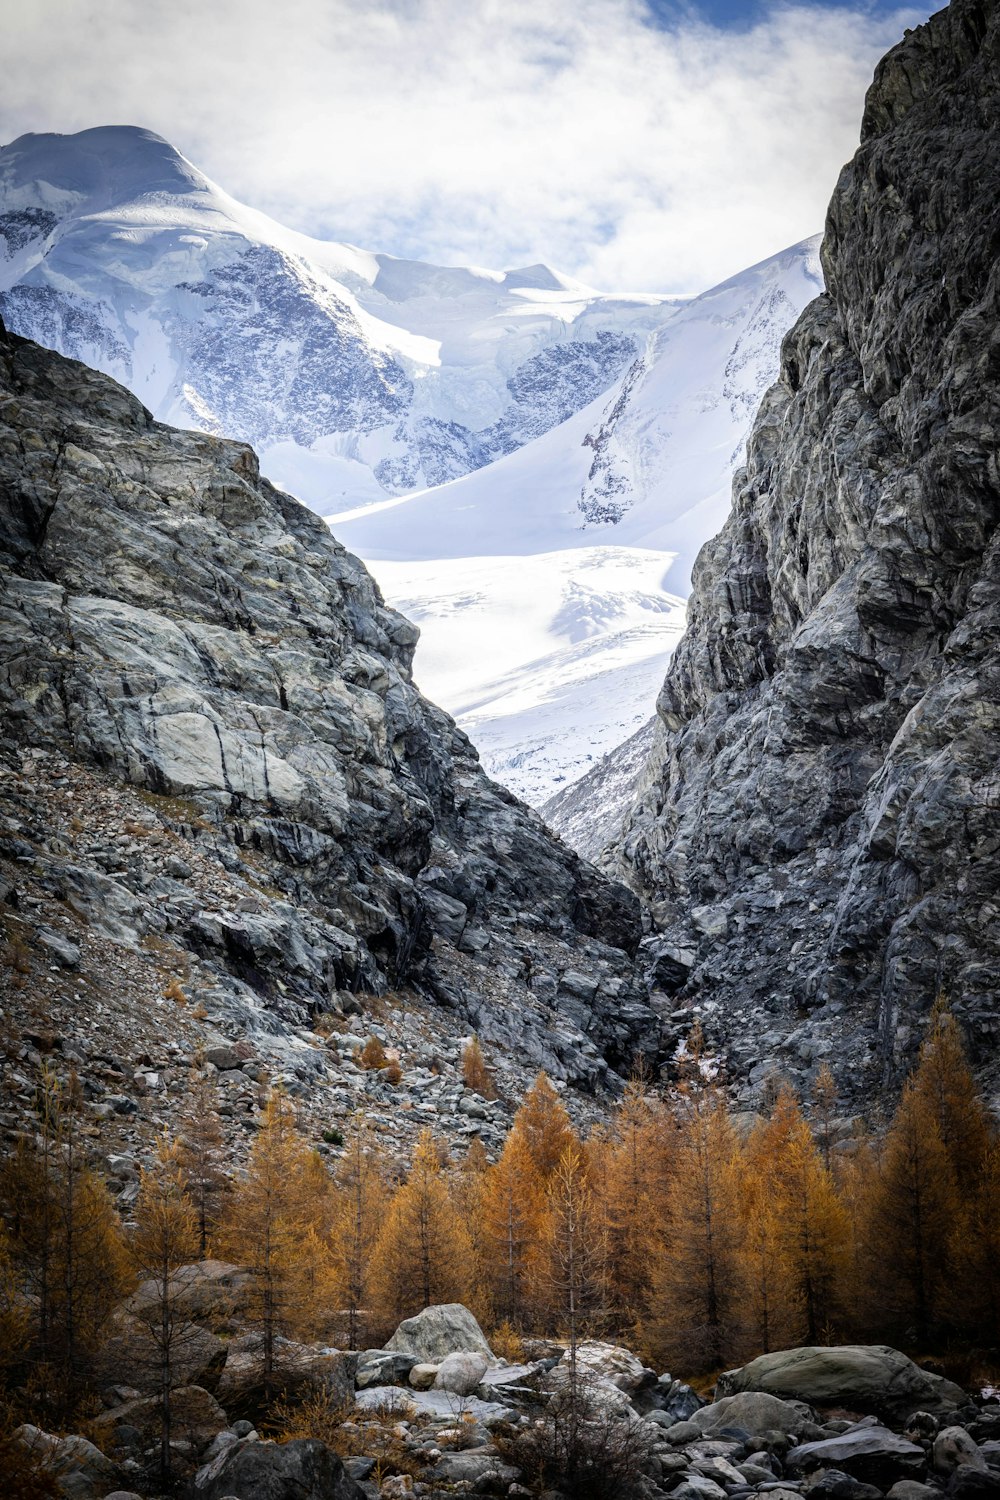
[0,314,666,1168]
[614,0,1000,1103]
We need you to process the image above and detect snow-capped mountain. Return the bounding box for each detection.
[330,239,823,803]
[0,125,822,808]
[0,126,681,510]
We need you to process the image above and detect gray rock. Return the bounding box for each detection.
[433,1350,490,1395]
[0,314,656,1098]
[610,0,1000,1093]
[786,1426,925,1482]
[718,1347,965,1422]
[385,1302,493,1361]
[355,1349,418,1388]
[13,1426,117,1499]
[433,1449,521,1486]
[693,1392,818,1439]
[191,1436,363,1499]
[934,1428,988,1475]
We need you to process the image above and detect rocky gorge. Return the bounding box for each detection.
[609,0,1000,1103]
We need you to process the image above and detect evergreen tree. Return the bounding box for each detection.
[861,1077,957,1344]
[327,1116,387,1349]
[644,1081,742,1375]
[593,1079,672,1338]
[125,1136,200,1481]
[176,1065,228,1256]
[476,1129,547,1329]
[216,1091,333,1392]
[369,1130,474,1326]
[510,1072,579,1182]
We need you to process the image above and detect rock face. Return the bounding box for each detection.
[384,1303,494,1362]
[615,0,1000,1094]
[0,316,659,1089]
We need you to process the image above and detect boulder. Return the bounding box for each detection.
[786,1425,926,1487]
[126,1260,251,1330]
[191,1435,363,1499]
[216,1334,354,1412]
[385,1303,493,1361]
[947,1470,1000,1500]
[718,1346,965,1422]
[693,1392,818,1439]
[805,1470,884,1500]
[573,1339,650,1392]
[98,1313,226,1393]
[935,1428,988,1474]
[355,1350,418,1388]
[92,1385,228,1457]
[408,1362,439,1390]
[433,1351,490,1395]
[13,1425,118,1499]
[888,1485,945,1500]
[433,1449,521,1487]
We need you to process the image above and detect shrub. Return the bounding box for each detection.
[322,1128,344,1147]
[360,1037,387,1070]
[497,1379,657,1500]
[461,1035,497,1099]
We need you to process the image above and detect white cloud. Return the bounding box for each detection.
[1,0,923,292]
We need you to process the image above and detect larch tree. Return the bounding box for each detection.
[541,1143,607,1396]
[738,1123,797,1355]
[176,1065,228,1257]
[861,1076,958,1345]
[216,1090,333,1392]
[644,1081,743,1376]
[1,1066,128,1421]
[369,1129,474,1328]
[327,1115,388,1350]
[475,1128,547,1330]
[509,1072,580,1183]
[948,1135,1000,1345]
[125,1136,200,1481]
[812,1064,839,1171]
[594,1078,673,1339]
[912,999,991,1191]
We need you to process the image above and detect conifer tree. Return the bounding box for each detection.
[461,1035,497,1099]
[812,1064,839,1171]
[509,1072,579,1182]
[594,1078,673,1338]
[912,999,991,1191]
[1,1067,128,1421]
[176,1066,228,1256]
[369,1129,474,1326]
[327,1116,387,1349]
[541,1143,607,1390]
[861,1076,957,1344]
[216,1090,333,1391]
[644,1067,742,1375]
[476,1128,547,1329]
[126,1136,200,1481]
[751,1086,848,1344]
[948,1136,1000,1345]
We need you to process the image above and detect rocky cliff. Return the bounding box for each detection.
[615,0,1000,1101]
[0,316,659,1121]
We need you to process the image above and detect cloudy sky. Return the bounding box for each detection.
[3,0,927,293]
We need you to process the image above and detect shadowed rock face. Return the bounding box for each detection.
[0,317,654,1087]
[615,0,1000,1095]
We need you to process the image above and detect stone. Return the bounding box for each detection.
[13,1425,118,1499]
[718,1347,965,1423]
[36,927,80,968]
[805,1470,885,1500]
[356,1350,419,1388]
[572,1339,650,1392]
[408,1362,439,1390]
[433,1449,521,1486]
[693,1392,818,1439]
[205,1044,243,1071]
[934,1428,988,1474]
[93,1385,228,1456]
[98,1314,226,1394]
[786,1426,926,1486]
[191,1436,364,1499]
[948,1471,1000,1500]
[385,1303,494,1362]
[433,1351,490,1395]
[887,1485,944,1500]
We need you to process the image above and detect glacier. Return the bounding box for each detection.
[0,124,822,807]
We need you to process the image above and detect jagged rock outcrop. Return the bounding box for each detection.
[0,317,658,1090]
[615,0,1000,1097]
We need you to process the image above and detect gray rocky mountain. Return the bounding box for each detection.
[613,0,1000,1101]
[0,315,661,1112]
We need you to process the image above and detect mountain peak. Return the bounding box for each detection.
[0,125,207,212]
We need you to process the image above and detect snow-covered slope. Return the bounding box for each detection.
[0,126,680,510]
[0,125,822,809]
[330,240,823,802]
